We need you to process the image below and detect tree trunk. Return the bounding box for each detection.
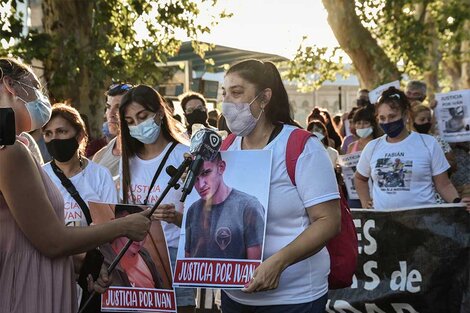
[41,0,107,137]
[460,19,470,89]
[322,0,401,90]
[422,7,441,100]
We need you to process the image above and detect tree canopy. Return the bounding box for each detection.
[0,0,230,135]
[288,0,470,97]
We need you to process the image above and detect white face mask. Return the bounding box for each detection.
[312,131,325,141]
[221,92,263,137]
[356,127,373,138]
[128,114,161,144]
[16,88,52,131]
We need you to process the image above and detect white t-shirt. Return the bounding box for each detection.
[326,146,339,166]
[43,160,118,226]
[224,125,340,305]
[356,132,450,210]
[122,142,189,248]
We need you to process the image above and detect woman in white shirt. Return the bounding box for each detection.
[42,103,118,227]
[354,87,469,211]
[220,59,340,313]
[118,85,195,312]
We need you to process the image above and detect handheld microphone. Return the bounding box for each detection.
[180,128,222,201]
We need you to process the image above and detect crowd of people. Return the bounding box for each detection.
[0,55,469,313]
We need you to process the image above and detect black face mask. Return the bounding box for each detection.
[185,109,208,126]
[413,122,432,134]
[46,137,79,162]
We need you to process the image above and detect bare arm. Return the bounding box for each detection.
[243,199,340,292]
[0,143,150,259]
[433,172,460,203]
[355,172,372,208]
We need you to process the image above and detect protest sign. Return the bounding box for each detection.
[174,150,272,288]
[89,202,176,313]
[338,152,362,200]
[328,205,469,313]
[369,81,400,104]
[435,89,470,143]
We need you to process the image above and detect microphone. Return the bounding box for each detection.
[180,128,222,201]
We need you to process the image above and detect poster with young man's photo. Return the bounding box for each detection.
[173,150,272,288]
[88,202,176,313]
[435,89,470,142]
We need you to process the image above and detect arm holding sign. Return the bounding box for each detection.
[0,143,151,258]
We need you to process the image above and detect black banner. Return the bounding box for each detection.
[328,205,469,313]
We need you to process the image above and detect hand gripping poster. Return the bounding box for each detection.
[174,150,272,288]
[338,152,374,203]
[435,89,470,142]
[88,202,176,313]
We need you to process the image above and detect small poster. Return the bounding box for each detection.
[338,152,362,200]
[174,150,272,288]
[435,89,470,143]
[89,202,176,313]
[369,81,400,104]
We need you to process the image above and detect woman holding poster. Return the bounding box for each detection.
[0,57,151,313]
[220,59,341,312]
[119,85,195,312]
[354,87,470,211]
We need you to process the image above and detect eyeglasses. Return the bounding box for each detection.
[108,83,133,93]
[377,93,401,103]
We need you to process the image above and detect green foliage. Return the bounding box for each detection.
[288,0,469,90]
[0,0,231,92]
[284,37,348,91]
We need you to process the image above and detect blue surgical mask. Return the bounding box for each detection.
[17,89,52,131]
[380,119,405,138]
[128,114,161,144]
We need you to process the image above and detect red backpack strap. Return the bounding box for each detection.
[286,129,314,186]
[220,133,237,151]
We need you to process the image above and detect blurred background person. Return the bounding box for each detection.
[93,83,133,179]
[340,107,359,154]
[208,108,220,128]
[179,91,210,136]
[307,120,339,167]
[346,108,382,154]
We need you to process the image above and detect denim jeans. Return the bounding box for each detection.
[221,291,327,313]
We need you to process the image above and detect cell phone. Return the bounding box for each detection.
[77,249,104,288]
[0,108,16,145]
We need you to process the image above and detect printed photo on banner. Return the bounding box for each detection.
[435,89,470,143]
[338,151,371,201]
[88,202,176,313]
[174,150,272,288]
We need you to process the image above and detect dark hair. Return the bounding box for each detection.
[43,103,89,153]
[226,59,299,127]
[333,115,342,127]
[376,87,410,115]
[307,120,329,146]
[352,107,382,139]
[321,109,342,149]
[179,91,206,112]
[119,85,185,204]
[106,83,133,97]
[307,108,326,125]
[347,107,359,120]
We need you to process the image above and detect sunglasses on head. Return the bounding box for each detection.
[108,83,133,93]
[377,93,401,103]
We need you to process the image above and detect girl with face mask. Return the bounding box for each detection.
[307,120,339,167]
[410,104,456,172]
[346,107,381,154]
[119,85,196,312]
[354,87,469,211]
[0,58,150,313]
[42,103,118,227]
[220,60,341,312]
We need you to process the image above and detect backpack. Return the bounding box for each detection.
[220,129,358,289]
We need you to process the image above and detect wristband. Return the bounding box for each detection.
[452,197,462,203]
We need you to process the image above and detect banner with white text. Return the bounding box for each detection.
[174,150,272,288]
[327,205,469,313]
[89,202,176,313]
